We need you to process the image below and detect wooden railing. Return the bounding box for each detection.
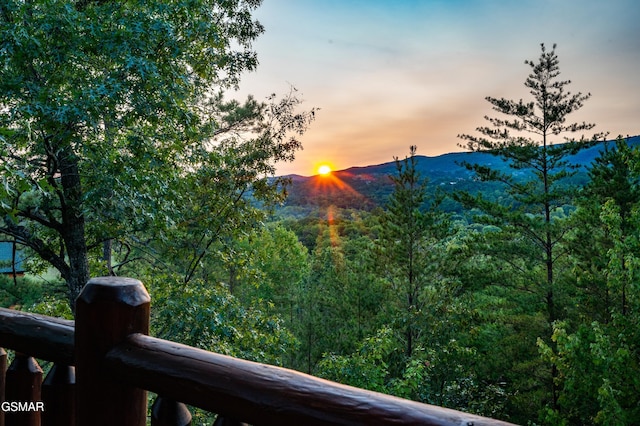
[0,276,516,426]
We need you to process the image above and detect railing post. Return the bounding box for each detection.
[5,353,42,426]
[42,364,75,426]
[151,396,192,426]
[75,277,150,426]
[212,417,249,426]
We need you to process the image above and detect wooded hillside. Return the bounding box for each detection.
[1,5,637,424]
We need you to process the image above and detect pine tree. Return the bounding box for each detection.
[378,146,446,358]
[456,43,603,410]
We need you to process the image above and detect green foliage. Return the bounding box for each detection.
[148,273,297,366]
[377,146,451,358]
[540,316,640,425]
[456,42,603,314]
[317,327,438,401]
[316,325,510,419]
[454,44,607,420]
[0,274,65,309]
[27,295,74,320]
[279,53,640,425]
[0,0,316,307]
[2,20,637,426]
[535,138,640,425]
[230,225,310,308]
[293,215,388,373]
[317,326,395,393]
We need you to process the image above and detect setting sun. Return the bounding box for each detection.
[318,165,332,175]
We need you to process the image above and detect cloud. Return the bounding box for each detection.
[239,0,640,175]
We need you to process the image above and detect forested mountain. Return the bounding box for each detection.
[2,8,637,425]
[271,134,640,425]
[283,135,640,210]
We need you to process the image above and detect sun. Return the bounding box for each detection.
[318,164,332,175]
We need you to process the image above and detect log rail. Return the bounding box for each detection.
[0,277,517,426]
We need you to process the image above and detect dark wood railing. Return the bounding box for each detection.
[0,276,516,425]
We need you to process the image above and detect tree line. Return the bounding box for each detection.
[0,2,637,424]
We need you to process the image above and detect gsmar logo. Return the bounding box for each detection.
[1,401,45,412]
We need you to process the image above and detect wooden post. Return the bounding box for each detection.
[42,364,76,426]
[75,277,150,426]
[212,416,249,426]
[5,353,43,426]
[151,396,192,426]
[0,348,6,426]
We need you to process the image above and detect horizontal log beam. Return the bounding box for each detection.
[0,308,74,365]
[106,334,516,426]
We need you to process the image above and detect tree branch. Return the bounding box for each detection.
[1,220,70,280]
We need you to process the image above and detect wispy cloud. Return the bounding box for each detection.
[239,0,640,175]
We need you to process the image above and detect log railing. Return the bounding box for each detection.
[0,276,516,426]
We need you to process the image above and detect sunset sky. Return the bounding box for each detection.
[236,0,640,176]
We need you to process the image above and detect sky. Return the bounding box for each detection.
[235,0,640,176]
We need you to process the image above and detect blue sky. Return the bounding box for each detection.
[236,0,640,176]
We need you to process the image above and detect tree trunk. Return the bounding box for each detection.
[104,239,115,276]
[59,149,90,311]
[542,128,560,411]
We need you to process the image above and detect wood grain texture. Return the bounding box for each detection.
[0,308,74,365]
[75,277,150,426]
[0,278,518,426]
[107,334,517,426]
[5,354,42,426]
[42,364,76,426]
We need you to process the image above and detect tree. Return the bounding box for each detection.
[457,43,603,411]
[289,208,388,373]
[299,230,351,373]
[0,0,313,307]
[213,223,311,363]
[377,146,448,359]
[541,199,640,425]
[540,138,640,424]
[149,273,297,366]
[108,90,315,287]
[568,137,640,322]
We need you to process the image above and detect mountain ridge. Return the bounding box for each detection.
[282,135,640,210]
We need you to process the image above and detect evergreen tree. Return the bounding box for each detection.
[296,223,349,373]
[586,138,640,226]
[456,43,603,412]
[378,146,447,358]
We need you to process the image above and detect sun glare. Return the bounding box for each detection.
[318,165,332,175]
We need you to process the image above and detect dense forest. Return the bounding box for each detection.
[0,1,638,425]
[269,136,640,425]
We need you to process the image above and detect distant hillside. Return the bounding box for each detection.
[283,135,640,210]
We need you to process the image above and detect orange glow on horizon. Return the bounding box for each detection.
[310,170,370,208]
